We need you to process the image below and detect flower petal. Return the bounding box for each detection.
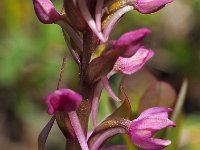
[138,107,173,119]
[122,43,142,58]
[130,133,171,150]
[114,48,154,75]
[130,117,176,131]
[45,89,82,115]
[101,76,121,102]
[150,138,171,147]
[128,106,176,149]
[134,0,174,14]
[91,82,103,128]
[115,28,151,49]
[103,6,134,40]
[77,0,105,42]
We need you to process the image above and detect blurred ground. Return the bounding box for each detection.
[0,0,200,149]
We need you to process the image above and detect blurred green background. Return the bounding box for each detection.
[0,0,200,149]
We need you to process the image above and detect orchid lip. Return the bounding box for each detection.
[128,107,176,149]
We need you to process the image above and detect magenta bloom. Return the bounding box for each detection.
[134,0,174,14]
[128,107,176,150]
[115,28,151,56]
[45,89,82,115]
[114,47,154,75]
[33,0,61,24]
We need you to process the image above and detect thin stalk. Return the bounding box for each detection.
[90,128,127,150]
[95,0,104,32]
[101,76,121,102]
[91,82,103,128]
[57,55,67,90]
[77,0,106,42]
[68,111,89,150]
[171,79,188,121]
[103,6,133,40]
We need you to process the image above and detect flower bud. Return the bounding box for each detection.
[33,0,61,24]
[134,0,174,14]
[45,89,82,115]
[128,107,176,149]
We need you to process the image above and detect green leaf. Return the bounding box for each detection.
[121,69,157,114]
[38,116,55,150]
[171,79,188,121]
[109,86,132,120]
[138,80,176,113]
[164,79,188,150]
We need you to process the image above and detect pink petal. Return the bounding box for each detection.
[101,76,121,102]
[130,133,171,150]
[130,118,176,131]
[77,0,105,42]
[122,43,142,58]
[150,138,171,147]
[129,126,173,149]
[103,6,134,40]
[95,0,105,32]
[138,107,173,119]
[68,111,89,150]
[131,129,154,138]
[114,48,154,75]
[115,28,151,48]
[91,82,103,128]
[134,0,174,14]
[45,94,59,115]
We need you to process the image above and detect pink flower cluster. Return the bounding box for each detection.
[33,0,175,150]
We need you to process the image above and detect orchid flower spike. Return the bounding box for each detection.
[45,89,82,115]
[128,107,176,150]
[33,0,61,24]
[133,0,174,14]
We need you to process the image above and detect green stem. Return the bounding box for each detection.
[65,31,98,149]
[78,32,98,134]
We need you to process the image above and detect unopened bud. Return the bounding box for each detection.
[33,0,61,24]
[133,0,173,14]
[45,89,82,115]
